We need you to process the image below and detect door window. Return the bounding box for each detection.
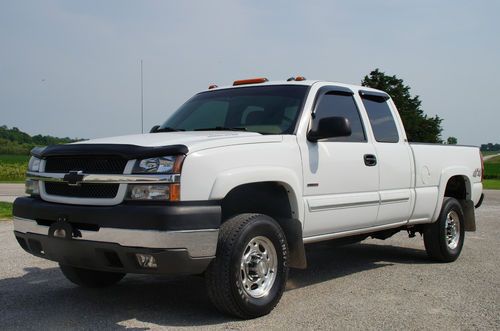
[314,93,366,142]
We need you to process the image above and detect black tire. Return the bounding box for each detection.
[205,213,289,319]
[59,264,125,288]
[424,197,465,262]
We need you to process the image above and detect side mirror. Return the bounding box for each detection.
[150,125,160,133]
[307,116,352,142]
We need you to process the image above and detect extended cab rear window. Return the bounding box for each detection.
[361,94,400,143]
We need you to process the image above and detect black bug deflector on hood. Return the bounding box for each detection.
[31,144,189,159]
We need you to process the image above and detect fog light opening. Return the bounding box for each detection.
[135,254,158,269]
[25,179,40,196]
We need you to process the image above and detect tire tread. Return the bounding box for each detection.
[205,213,287,319]
[423,197,464,262]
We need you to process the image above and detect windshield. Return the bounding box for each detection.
[160,85,309,134]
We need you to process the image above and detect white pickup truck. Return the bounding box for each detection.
[13,77,484,318]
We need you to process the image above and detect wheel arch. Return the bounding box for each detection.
[433,169,475,231]
[210,167,306,268]
[209,166,304,221]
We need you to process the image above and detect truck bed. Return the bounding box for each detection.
[409,143,483,224]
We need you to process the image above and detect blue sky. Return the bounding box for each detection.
[1,0,499,145]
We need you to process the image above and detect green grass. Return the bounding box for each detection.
[0,163,27,182]
[485,155,500,163]
[0,154,30,164]
[483,179,500,190]
[0,202,13,219]
[484,155,500,180]
[0,154,28,182]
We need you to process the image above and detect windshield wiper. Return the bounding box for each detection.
[154,127,185,133]
[194,126,247,132]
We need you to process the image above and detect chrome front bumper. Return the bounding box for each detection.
[13,217,218,258]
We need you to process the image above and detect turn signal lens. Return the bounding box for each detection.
[169,183,181,201]
[233,78,269,86]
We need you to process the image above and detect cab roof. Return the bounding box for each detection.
[205,78,387,96]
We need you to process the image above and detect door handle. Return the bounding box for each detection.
[364,154,377,166]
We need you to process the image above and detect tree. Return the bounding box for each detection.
[0,125,82,155]
[447,137,458,145]
[361,69,443,143]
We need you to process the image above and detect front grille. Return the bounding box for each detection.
[45,157,127,174]
[45,182,119,199]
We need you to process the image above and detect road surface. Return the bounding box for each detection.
[0,183,25,203]
[0,191,498,329]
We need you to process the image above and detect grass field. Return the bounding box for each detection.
[0,155,28,182]
[484,155,500,163]
[483,179,500,190]
[484,155,500,182]
[0,202,13,219]
[0,155,30,164]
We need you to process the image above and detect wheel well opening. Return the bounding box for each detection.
[220,181,307,269]
[221,182,293,222]
[444,175,469,200]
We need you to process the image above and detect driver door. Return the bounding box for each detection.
[299,86,379,237]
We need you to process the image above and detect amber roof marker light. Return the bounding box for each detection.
[208,84,218,90]
[287,76,307,82]
[233,77,269,86]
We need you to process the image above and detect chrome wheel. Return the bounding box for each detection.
[240,236,277,298]
[445,210,461,250]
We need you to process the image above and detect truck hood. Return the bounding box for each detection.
[77,131,283,154]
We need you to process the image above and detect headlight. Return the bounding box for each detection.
[129,155,184,201]
[132,156,183,174]
[28,157,41,172]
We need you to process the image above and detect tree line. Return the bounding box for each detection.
[480,143,500,152]
[0,126,81,155]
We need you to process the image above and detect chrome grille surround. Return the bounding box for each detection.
[31,160,181,206]
[37,159,133,206]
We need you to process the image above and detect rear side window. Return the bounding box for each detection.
[362,96,399,143]
[314,93,366,142]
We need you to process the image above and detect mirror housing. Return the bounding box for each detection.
[307,116,352,142]
[150,125,160,133]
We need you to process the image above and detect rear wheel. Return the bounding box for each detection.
[205,213,288,319]
[59,264,125,288]
[424,197,465,262]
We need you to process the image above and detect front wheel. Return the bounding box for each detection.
[205,213,288,319]
[59,264,125,288]
[424,197,465,262]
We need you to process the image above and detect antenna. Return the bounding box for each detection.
[140,59,144,134]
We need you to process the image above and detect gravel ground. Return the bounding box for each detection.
[0,191,498,330]
[0,184,26,203]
